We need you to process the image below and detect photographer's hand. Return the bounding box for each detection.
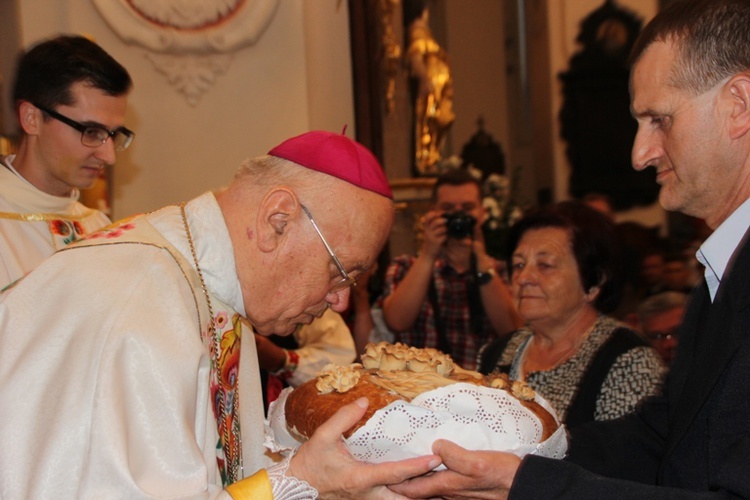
[420,209,448,260]
[382,209,446,332]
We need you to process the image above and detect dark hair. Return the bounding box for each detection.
[12,35,132,111]
[506,201,623,313]
[629,0,750,95]
[431,168,482,202]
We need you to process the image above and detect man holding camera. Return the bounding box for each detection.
[381,169,522,370]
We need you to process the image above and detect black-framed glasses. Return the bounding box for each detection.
[35,104,134,151]
[300,204,357,292]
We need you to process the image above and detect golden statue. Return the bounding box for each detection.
[405,1,455,175]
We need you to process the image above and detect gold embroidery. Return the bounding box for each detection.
[0,210,97,222]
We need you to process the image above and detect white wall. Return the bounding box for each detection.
[4,0,668,231]
[11,0,355,219]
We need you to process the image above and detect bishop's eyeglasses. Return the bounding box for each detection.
[300,204,357,292]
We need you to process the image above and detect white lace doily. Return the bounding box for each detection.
[265,382,567,467]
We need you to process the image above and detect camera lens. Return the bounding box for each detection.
[444,211,476,239]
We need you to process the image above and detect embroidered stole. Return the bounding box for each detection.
[64,216,243,485]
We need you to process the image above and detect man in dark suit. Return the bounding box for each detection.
[390,0,750,497]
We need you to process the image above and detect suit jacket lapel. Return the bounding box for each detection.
[666,282,708,415]
[665,230,750,456]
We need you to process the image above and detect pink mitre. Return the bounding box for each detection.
[268,130,393,199]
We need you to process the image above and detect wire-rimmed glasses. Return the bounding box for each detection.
[300,204,357,292]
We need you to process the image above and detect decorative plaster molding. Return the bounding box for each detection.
[145,52,233,106]
[92,0,280,104]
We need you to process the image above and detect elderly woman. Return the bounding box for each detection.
[478,201,664,428]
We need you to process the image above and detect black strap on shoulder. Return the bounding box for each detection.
[477,332,515,374]
[565,327,649,429]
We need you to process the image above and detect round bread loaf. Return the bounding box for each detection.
[285,370,402,439]
[284,342,559,441]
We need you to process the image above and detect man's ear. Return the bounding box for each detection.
[18,101,41,135]
[727,74,750,140]
[256,188,298,252]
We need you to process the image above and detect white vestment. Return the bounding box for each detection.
[0,192,273,499]
[0,156,111,290]
[284,308,356,386]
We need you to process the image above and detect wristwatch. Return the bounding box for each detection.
[476,267,497,285]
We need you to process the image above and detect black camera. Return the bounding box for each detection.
[444,211,477,239]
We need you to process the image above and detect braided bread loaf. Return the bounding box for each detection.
[284,342,559,441]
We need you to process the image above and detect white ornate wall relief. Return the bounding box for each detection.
[92,0,280,105]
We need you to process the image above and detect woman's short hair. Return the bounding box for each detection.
[506,201,623,313]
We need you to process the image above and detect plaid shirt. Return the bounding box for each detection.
[381,254,500,370]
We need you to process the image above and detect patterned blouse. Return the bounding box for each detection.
[482,315,665,424]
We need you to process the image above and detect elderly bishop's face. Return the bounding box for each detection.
[248,187,393,337]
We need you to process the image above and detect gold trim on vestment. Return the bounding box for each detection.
[0,210,97,222]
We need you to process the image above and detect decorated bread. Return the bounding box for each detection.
[284,342,559,441]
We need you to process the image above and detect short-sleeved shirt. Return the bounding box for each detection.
[381,254,500,370]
